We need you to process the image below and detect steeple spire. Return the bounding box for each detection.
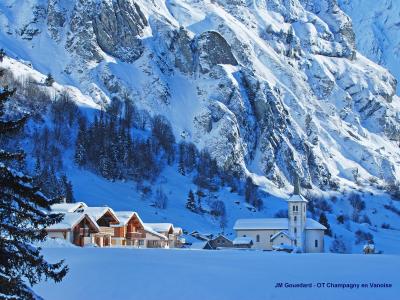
[293,174,301,195]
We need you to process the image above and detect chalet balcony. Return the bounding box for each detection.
[126,231,146,239]
[79,228,91,236]
[99,227,115,235]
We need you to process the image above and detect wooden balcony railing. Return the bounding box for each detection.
[126,231,146,239]
[99,227,115,235]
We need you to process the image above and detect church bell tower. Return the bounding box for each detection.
[288,176,308,250]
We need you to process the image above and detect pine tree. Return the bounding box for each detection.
[186,190,196,212]
[0,49,5,62]
[61,175,74,203]
[319,212,332,236]
[0,85,68,299]
[44,73,55,86]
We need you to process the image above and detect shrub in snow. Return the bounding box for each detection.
[349,193,366,212]
[381,223,391,229]
[385,181,400,200]
[336,214,345,224]
[359,214,372,225]
[355,230,374,245]
[330,237,347,253]
[210,200,226,218]
[152,187,168,209]
[383,203,400,216]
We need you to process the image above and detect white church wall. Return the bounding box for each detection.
[305,230,324,253]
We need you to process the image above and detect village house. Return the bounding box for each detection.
[233,182,326,253]
[112,211,146,247]
[232,236,254,249]
[208,235,233,249]
[46,212,99,246]
[80,207,120,247]
[145,223,184,248]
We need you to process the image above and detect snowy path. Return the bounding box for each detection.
[35,248,399,300]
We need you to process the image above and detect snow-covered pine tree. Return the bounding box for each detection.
[0,85,68,299]
[44,73,54,86]
[186,190,196,212]
[319,212,332,236]
[61,175,75,203]
[0,49,5,62]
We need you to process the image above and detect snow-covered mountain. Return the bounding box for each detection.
[1,0,400,253]
[339,0,400,94]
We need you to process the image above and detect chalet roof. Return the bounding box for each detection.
[81,207,120,223]
[173,227,183,235]
[145,223,174,233]
[233,236,253,245]
[191,241,212,250]
[50,202,87,213]
[143,225,168,240]
[211,235,232,243]
[46,213,99,232]
[270,230,294,242]
[287,194,308,203]
[233,218,326,230]
[113,211,144,227]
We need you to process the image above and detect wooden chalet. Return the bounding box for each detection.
[144,223,184,248]
[112,211,147,247]
[46,213,99,247]
[80,207,120,247]
[209,235,233,249]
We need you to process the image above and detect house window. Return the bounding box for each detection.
[304,206,306,212]
[294,216,297,222]
[139,240,144,246]
[294,227,297,234]
[315,239,318,248]
[256,235,260,242]
[294,240,297,246]
[243,235,246,237]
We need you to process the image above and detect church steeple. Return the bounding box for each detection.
[287,174,307,251]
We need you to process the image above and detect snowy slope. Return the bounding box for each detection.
[35,248,400,300]
[339,0,400,93]
[1,1,400,253]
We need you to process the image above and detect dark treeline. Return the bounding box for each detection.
[73,98,225,192]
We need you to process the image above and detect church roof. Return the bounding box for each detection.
[287,194,308,203]
[270,230,294,242]
[233,218,326,230]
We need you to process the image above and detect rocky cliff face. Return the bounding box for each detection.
[1,0,400,192]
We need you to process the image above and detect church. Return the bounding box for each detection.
[233,182,326,253]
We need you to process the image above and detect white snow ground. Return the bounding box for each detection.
[35,247,400,300]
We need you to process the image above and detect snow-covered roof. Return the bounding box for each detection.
[173,227,183,235]
[113,211,144,227]
[233,237,253,245]
[234,218,326,230]
[270,230,294,242]
[145,223,174,233]
[81,207,119,223]
[46,213,99,231]
[51,202,87,213]
[363,244,375,250]
[287,194,308,203]
[190,241,211,250]
[143,226,168,240]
